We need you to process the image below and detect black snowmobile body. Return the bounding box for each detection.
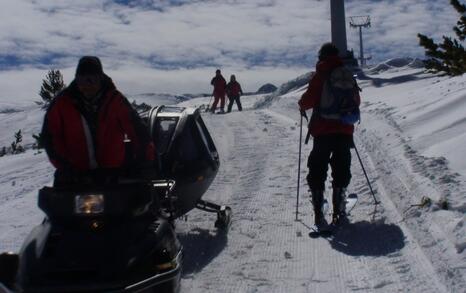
[0,180,182,293]
[144,106,231,228]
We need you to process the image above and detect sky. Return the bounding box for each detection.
[0,0,462,98]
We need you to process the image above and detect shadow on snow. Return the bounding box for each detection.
[329,220,405,257]
[357,71,430,88]
[178,227,228,275]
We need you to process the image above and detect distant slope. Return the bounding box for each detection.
[131,93,190,107]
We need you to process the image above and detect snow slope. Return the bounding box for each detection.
[0,60,465,292]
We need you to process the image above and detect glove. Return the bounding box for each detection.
[300,109,308,121]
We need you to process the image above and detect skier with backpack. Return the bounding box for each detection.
[298,43,361,229]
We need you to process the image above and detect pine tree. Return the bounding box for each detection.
[452,0,466,40]
[11,130,25,154]
[32,133,44,149]
[418,0,466,75]
[37,69,65,109]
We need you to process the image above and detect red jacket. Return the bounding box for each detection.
[298,56,360,137]
[226,81,243,97]
[42,76,154,171]
[211,75,227,97]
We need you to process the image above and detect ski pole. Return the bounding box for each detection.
[296,113,304,221]
[353,142,380,205]
[206,96,213,112]
[296,110,308,220]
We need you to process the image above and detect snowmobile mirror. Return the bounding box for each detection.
[74,194,105,215]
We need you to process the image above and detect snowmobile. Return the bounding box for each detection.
[0,106,231,292]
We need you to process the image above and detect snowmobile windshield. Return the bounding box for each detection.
[154,117,179,154]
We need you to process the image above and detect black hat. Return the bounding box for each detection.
[75,56,104,76]
[318,43,339,60]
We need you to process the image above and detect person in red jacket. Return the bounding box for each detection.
[41,56,154,186]
[226,74,243,113]
[298,43,361,227]
[210,69,227,113]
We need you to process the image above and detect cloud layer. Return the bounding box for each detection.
[0,0,462,98]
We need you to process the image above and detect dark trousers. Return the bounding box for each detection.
[211,94,225,112]
[306,134,353,191]
[227,95,242,112]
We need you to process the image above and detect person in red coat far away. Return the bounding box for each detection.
[226,74,243,113]
[41,56,155,186]
[210,69,227,114]
[298,43,361,228]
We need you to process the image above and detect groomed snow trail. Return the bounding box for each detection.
[177,95,453,292]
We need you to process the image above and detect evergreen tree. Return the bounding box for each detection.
[452,0,466,40]
[418,0,466,75]
[32,133,44,149]
[11,130,25,154]
[37,69,65,109]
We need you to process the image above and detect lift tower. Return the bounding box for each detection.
[330,0,358,66]
[349,15,371,67]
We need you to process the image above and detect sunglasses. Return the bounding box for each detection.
[76,75,101,86]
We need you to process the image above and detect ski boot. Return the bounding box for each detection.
[311,189,328,228]
[332,187,348,225]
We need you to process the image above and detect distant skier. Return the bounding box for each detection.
[210,69,227,114]
[41,56,154,186]
[298,43,361,227]
[226,74,243,113]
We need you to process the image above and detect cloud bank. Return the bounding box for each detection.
[0,0,461,98]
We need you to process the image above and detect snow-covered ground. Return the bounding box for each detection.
[0,59,465,292]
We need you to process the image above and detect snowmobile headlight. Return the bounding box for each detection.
[74,194,104,215]
[156,259,178,271]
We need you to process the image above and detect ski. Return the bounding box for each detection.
[309,225,333,238]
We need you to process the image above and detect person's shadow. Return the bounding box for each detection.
[329,220,405,256]
[178,228,228,275]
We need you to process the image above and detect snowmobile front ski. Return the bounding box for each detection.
[196,199,232,231]
[215,205,232,231]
